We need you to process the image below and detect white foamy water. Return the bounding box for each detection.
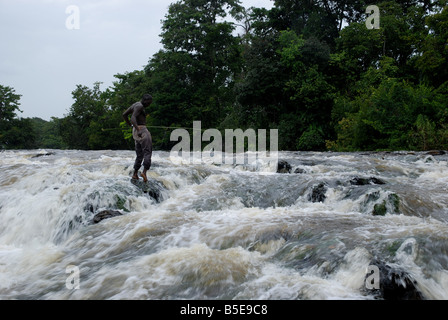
[0,149,447,300]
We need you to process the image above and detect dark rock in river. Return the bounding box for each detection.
[425,150,446,156]
[130,178,167,203]
[350,176,385,186]
[294,168,305,174]
[277,160,292,173]
[308,183,327,203]
[365,260,424,300]
[32,152,56,158]
[372,193,400,216]
[91,210,123,224]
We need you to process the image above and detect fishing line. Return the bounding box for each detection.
[101,125,205,132]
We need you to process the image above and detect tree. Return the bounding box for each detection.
[329,75,448,151]
[0,85,22,123]
[149,0,244,131]
[414,4,448,88]
[52,0,448,152]
[0,85,36,149]
[277,30,335,150]
[60,82,109,149]
[29,117,67,149]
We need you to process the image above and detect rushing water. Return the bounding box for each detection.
[0,149,447,300]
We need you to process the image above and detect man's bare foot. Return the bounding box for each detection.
[141,171,148,182]
[132,171,139,180]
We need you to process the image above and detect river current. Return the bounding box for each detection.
[0,149,447,300]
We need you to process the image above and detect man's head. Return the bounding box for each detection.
[142,94,153,107]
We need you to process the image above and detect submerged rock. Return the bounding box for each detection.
[130,178,167,203]
[31,152,56,158]
[372,193,400,216]
[91,210,123,224]
[425,150,446,156]
[350,176,386,186]
[308,183,327,203]
[277,160,292,173]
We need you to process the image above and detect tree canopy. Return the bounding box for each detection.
[3,0,448,152]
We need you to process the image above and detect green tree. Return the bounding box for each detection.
[414,4,448,88]
[29,117,67,149]
[60,82,109,149]
[149,0,244,133]
[55,0,448,153]
[0,85,22,123]
[330,76,447,151]
[0,85,36,149]
[278,30,335,151]
[327,1,448,151]
[233,13,286,132]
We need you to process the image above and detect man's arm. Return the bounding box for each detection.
[130,104,143,130]
[122,106,134,127]
[123,103,143,128]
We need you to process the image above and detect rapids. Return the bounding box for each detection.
[0,149,447,300]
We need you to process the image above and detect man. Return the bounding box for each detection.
[122,94,153,182]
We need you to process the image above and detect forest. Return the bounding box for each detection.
[1,0,447,152]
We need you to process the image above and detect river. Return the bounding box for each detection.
[0,149,447,300]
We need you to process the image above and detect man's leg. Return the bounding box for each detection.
[140,130,153,182]
[133,141,144,179]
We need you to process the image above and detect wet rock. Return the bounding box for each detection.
[294,168,305,174]
[308,183,327,203]
[32,152,55,158]
[91,210,122,224]
[425,150,446,156]
[350,176,385,186]
[365,260,424,300]
[130,178,167,203]
[372,194,400,216]
[277,160,292,173]
[373,202,387,216]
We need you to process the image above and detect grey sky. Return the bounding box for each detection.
[0,0,274,121]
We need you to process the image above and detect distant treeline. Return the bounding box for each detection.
[1,0,447,151]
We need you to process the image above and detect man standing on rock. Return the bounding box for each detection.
[122,94,153,182]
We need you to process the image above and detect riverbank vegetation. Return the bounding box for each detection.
[1,0,447,151]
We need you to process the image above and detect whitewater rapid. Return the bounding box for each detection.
[0,149,447,300]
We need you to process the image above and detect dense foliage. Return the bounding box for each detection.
[2,0,447,151]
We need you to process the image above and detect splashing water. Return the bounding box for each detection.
[0,149,447,300]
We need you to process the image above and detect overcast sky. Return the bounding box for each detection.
[0,0,274,121]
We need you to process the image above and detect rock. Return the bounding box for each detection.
[91,210,123,224]
[425,150,446,156]
[32,152,55,158]
[130,178,167,203]
[365,260,424,300]
[373,202,387,216]
[372,194,400,216]
[308,183,327,203]
[277,160,292,173]
[294,168,305,174]
[350,176,386,186]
